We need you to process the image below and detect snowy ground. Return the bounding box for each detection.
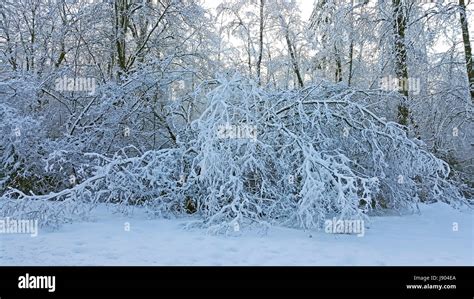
[1,202,472,266]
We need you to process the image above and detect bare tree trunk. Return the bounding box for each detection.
[114,0,129,77]
[392,0,410,126]
[286,33,304,88]
[247,34,252,77]
[256,0,265,85]
[280,16,304,88]
[55,2,68,68]
[334,45,343,82]
[348,41,354,86]
[348,0,355,86]
[459,0,474,101]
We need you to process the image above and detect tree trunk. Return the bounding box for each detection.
[459,0,474,102]
[114,0,129,77]
[256,0,264,85]
[348,41,354,86]
[281,16,304,88]
[392,0,410,126]
[348,0,355,86]
[335,45,343,82]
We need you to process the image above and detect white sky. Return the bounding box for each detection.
[298,0,314,21]
[202,0,472,55]
[202,0,315,21]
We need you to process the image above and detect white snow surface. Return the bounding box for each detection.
[1,202,472,266]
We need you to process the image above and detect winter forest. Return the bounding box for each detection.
[0,0,473,265]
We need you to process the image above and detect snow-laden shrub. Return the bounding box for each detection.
[0,104,61,194]
[0,76,467,231]
[183,76,466,232]
[0,145,189,227]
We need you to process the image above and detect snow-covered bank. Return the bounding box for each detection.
[1,202,472,266]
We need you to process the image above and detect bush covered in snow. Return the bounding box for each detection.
[1,76,468,232]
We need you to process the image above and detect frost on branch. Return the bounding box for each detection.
[181,78,462,229]
[0,77,467,231]
[0,146,187,227]
[184,76,466,231]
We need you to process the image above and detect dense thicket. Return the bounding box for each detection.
[0,0,472,231]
